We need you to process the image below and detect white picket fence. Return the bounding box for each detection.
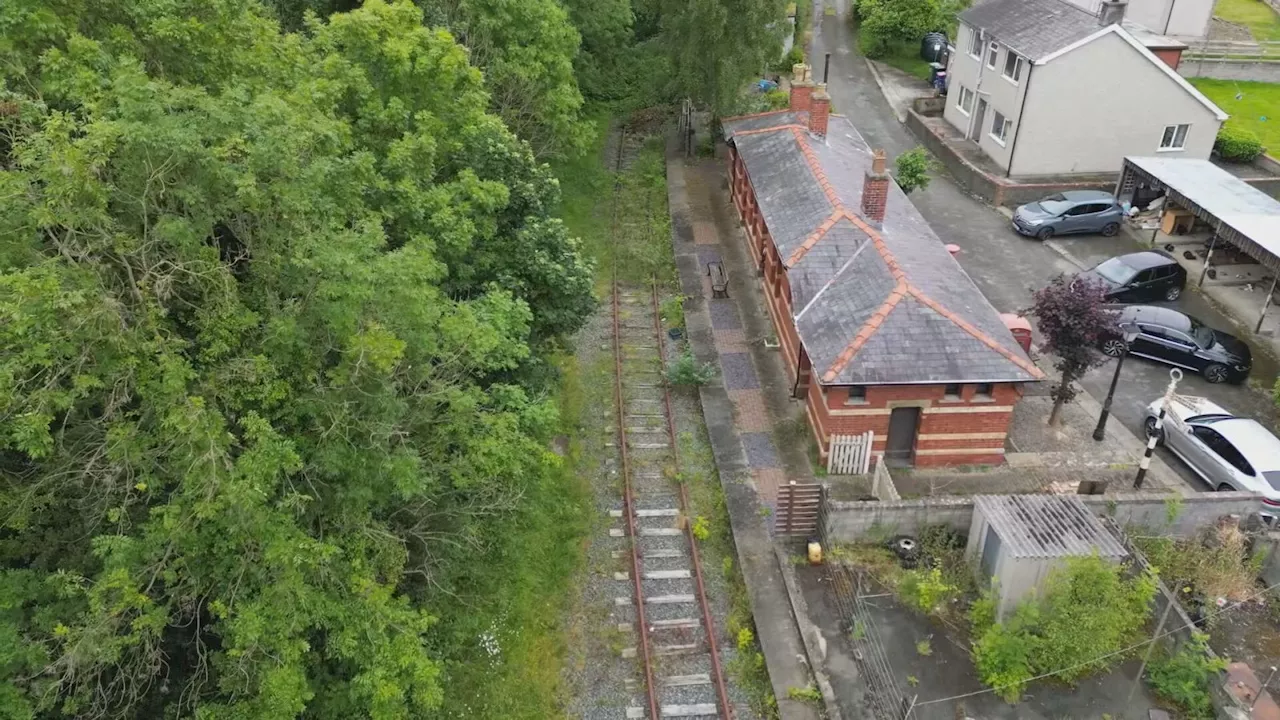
[826,430,875,475]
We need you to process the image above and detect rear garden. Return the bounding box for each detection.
[1191,79,1280,154]
[1214,0,1280,41]
[798,516,1272,720]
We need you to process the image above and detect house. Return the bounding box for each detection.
[722,69,1043,468]
[1058,0,1216,39]
[944,0,1227,178]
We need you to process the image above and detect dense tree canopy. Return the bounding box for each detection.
[659,0,787,114]
[0,0,593,716]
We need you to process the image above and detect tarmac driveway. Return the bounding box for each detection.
[811,0,1279,487]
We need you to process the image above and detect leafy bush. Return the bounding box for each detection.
[894,146,933,194]
[666,350,717,386]
[898,565,959,613]
[763,88,790,110]
[971,556,1157,702]
[1214,123,1265,162]
[857,0,944,58]
[1146,633,1226,720]
[775,46,806,73]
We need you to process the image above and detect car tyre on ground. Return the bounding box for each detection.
[1203,363,1230,384]
[1036,226,1054,240]
[1218,483,1234,492]
[1101,338,1127,357]
[1102,222,1119,237]
[1164,286,1182,301]
[1144,416,1163,444]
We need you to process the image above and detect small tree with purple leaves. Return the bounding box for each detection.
[1028,275,1119,426]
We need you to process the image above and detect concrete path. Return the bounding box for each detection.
[812,0,1280,489]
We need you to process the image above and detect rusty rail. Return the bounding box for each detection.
[650,279,733,718]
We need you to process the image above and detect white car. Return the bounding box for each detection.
[1145,395,1280,515]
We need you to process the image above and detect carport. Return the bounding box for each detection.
[1117,156,1280,333]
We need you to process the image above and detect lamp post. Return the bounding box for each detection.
[1093,323,1140,442]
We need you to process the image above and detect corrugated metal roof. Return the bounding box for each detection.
[1126,156,1280,265]
[975,495,1128,559]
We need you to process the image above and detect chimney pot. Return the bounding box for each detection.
[1099,0,1126,25]
[809,83,831,136]
[789,63,814,113]
[861,148,890,225]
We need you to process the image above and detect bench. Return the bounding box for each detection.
[707,261,729,299]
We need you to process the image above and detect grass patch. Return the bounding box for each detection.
[850,23,934,81]
[1189,79,1280,153]
[1214,0,1280,40]
[1132,522,1264,607]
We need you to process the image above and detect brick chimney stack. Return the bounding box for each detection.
[789,64,813,112]
[809,83,831,136]
[861,149,890,224]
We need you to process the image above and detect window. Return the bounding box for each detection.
[1002,52,1023,82]
[1064,204,1094,216]
[974,383,995,399]
[990,111,1011,145]
[847,386,867,404]
[943,383,962,400]
[986,41,999,69]
[956,86,975,115]
[1159,124,1189,151]
[1191,426,1255,476]
[968,28,984,57]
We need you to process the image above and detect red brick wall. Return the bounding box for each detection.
[1151,48,1182,70]
[727,144,1021,467]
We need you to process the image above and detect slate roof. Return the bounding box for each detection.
[959,0,1104,61]
[721,113,1042,386]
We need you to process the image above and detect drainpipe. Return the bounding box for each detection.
[1004,63,1033,179]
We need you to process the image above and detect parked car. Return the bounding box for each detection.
[1102,305,1251,383]
[1078,250,1186,302]
[1145,395,1280,516]
[1011,191,1124,240]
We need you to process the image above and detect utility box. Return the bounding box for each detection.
[966,495,1128,619]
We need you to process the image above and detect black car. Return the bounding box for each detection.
[1079,250,1187,302]
[1102,305,1252,383]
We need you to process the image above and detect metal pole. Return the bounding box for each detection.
[1092,346,1128,441]
[1256,274,1278,334]
[1198,233,1218,287]
[1128,591,1175,703]
[823,52,831,84]
[1135,368,1182,489]
[1150,225,1159,247]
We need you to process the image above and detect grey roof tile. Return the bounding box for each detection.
[725,114,1039,385]
[960,0,1105,61]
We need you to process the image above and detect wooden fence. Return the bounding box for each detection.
[774,481,823,538]
[1182,39,1280,60]
[826,430,875,474]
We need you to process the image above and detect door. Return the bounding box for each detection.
[1136,324,1196,368]
[1119,268,1157,302]
[1058,203,1092,234]
[970,99,987,142]
[885,407,921,467]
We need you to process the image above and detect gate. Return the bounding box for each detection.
[774,481,823,538]
[827,430,875,474]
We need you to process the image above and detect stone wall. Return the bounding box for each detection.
[1178,57,1280,83]
[825,490,1264,543]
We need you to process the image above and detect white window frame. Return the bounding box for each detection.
[968,28,984,58]
[1002,51,1023,83]
[1158,123,1190,151]
[990,111,1011,146]
[956,86,975,115]
[986,41,999,69]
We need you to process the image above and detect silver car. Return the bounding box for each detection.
[1145,395,1280,515]
[1012,190,1124,240]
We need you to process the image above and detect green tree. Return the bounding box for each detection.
[659,0,789,115]
[894,146,933,194]
[0,0,592,716]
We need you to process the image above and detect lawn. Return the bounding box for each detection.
[1190,78,1280,153]
[1214,0,1280,40]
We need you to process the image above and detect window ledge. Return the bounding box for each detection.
[989,133,1008,147]
[843,399,870,407]
[1001,73,1020,85]
[1156,146,1186,153]
[971,395,997,403]
[940,396,965,404]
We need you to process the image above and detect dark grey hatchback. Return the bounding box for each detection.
[1079,250,1187,303]
[1102,305,1252,383]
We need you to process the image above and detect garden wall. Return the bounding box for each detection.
[824,491,1264,543]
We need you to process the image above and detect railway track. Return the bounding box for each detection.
[608,128,732,719]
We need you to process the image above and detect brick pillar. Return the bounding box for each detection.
[860,149,890,225]
[809,84,831,137]
[789,63,813,113]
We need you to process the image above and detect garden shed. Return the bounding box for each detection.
[966,495,1128,618]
